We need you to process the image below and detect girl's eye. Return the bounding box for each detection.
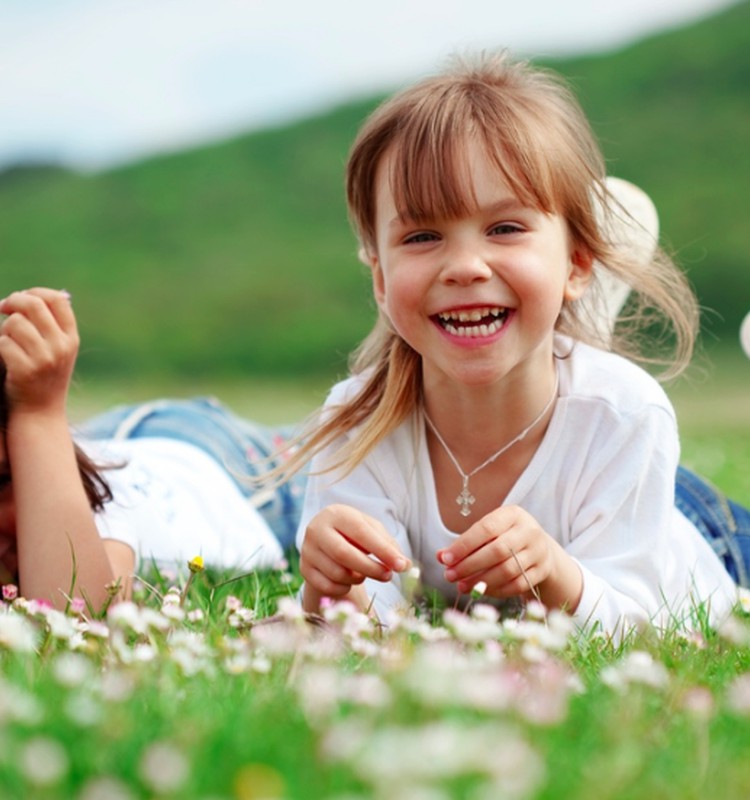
[403,231,438,245]
[489,223,523,236]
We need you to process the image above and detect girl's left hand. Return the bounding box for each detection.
[0,288,78,415]
[436,504,583,610]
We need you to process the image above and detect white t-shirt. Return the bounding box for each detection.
[297,339,737,633]
[82,437,283,572]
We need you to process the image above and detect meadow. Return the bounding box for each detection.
[0,352,747,800]
[3,515,750,800]
[1,3,749,796]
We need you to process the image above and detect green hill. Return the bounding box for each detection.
[1,1,748,380]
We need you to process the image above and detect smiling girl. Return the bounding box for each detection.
[288,51,747,635]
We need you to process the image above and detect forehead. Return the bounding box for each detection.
[374,136,536,226]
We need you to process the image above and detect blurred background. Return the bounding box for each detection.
[0,0,748,456]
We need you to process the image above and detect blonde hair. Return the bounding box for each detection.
[277,51,698,481]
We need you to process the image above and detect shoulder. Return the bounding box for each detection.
[317,372,420,469]
[323,372,372,407]
[556,337,675,422]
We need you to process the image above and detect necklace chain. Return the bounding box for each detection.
[424,374,559,517]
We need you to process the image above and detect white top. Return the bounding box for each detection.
[81,437,283,571]
[297,339,737,633]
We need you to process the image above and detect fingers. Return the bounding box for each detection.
[437,505,520,570]
[0,288,79,412]
[437,506,550,598]
[323,504,409,573]
[456,547,542,599]
[0,289,77,359]
[309,546,367,587]
[0,288,77,342]
[300,505,411,599]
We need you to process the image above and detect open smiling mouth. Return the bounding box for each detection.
[435,307,509,337]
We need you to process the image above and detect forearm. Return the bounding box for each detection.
[9,410,120,610]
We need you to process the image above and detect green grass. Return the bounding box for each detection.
[0,346,728,799]
[3,560,750,799]
[1,438,748,797]
[67,373,335,427]
[666,347,750,501]
[3,5,749,792]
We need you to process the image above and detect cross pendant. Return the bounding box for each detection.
[456,476,475,517]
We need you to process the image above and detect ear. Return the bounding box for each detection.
[361,248,387,307]
[564,247,594,302]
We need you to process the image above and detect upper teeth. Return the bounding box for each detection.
[438,307,505,323]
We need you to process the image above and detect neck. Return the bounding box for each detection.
[424,367,558,473]
[422,362,559,455]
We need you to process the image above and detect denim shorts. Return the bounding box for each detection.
[76,397,306,551]
[675,465,750,587]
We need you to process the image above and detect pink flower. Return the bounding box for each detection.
[27,598,53,616]
[2,584,18,602]
[225,595,242,613]
[70,597,86,615]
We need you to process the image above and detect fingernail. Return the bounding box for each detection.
[445,569,457,581]
[440,552,455,566]
[394,557,407,572]
[60,289,72,301]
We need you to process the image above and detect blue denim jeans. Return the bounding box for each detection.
[77,397,306,551]
[675,465,750,587]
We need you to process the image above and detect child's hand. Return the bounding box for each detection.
[0,288,78,415]
[300,504,411,609]
[437,505,583,610]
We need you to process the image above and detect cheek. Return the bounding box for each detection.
[380,273,425,331]
[381,263,424,304]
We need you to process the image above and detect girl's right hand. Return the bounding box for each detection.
[0,288,78,415]
[299,504,411,611]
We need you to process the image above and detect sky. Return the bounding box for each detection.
[0,0,738,172]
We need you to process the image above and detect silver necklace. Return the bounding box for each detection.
[424,374,559,517]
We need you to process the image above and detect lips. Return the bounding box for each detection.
[434,306,509,337]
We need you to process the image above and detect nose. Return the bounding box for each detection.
[440,239,493,286]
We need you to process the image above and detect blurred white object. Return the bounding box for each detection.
[583,176,660,344]
[741,311,750,359]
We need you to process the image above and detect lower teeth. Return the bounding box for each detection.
[444,319,502,337]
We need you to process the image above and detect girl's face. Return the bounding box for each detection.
[367,140,592,392]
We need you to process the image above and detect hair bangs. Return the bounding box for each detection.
[383,81,567,227]
[386,139,474,226]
